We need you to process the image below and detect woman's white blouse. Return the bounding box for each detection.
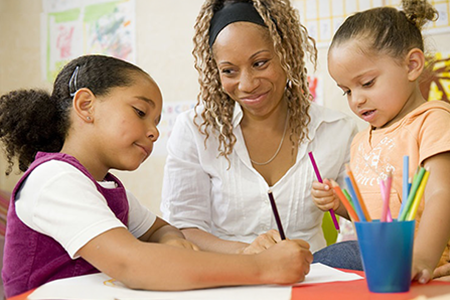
[161,102,357,252]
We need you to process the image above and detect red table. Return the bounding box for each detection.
[8,270,450,300]
[292,270,450,300]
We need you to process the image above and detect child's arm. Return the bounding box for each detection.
[179,228,251,253]
[138,217,199,250]
[311,178,350,219]
[181,227,283,254]
[77,227,313,290]
[412,152,450,283]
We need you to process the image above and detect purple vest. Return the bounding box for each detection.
[2,152,129,297]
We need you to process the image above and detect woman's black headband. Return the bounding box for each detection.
[209,2,266,47]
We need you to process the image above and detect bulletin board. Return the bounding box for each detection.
[293,0,450,48]
[41,0,136,82]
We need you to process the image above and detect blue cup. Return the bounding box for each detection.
[354,220,415,293]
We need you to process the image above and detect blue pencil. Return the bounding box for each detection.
[344,176,367,222]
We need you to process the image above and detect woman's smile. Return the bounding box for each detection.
[240,91,269,106]
[213,22,287,119]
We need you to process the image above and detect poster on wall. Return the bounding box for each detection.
[308,74,323,105]
[421,52,450,102]
[293,0,450,48]
[152,101,196,157]
[41,0,136,82]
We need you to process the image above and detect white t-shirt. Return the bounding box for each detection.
[15,160,156,259]
[161,102,358,253]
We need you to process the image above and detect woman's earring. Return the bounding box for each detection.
[86,116,91,121]
[286,80,293,89]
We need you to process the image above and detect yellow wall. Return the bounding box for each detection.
[1,0,450,216]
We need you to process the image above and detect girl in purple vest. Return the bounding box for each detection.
[0,54,312,297]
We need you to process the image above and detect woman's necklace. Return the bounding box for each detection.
[250,113,289,166]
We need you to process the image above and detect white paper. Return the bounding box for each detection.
[29,263,363,300]
[294,263,363,286]
[29,275,291,300]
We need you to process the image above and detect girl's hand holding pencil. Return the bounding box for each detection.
[325,161,429,224]
[308,152,341,231]
[323,159,441,287]
[311,179,342,213]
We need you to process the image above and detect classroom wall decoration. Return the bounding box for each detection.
[151,101,196,156]
[293,0,450,48]
[420,52,450,102]
[308,75,324,105]
[41,0,136,82]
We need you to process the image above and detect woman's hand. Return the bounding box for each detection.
[241,229,281,254]
[256,239,313,284]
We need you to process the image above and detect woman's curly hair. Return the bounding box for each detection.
[192,0,317,160]
[0,54,147,175]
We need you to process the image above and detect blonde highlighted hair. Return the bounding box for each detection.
[192,0,317,160]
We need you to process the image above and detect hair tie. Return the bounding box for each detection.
[69,66,80,97]
[209,2,266,47]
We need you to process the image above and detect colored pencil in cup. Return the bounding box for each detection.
[342,189,355,210]
[344,176,366,222]
[308,151,340,232]
[345,165,371,221]
[331,182,360,222]
[406,170,430,221]
[267,190,286,240]
[380,172,392,222]
[400,155,409,213]
[398,167,426,221]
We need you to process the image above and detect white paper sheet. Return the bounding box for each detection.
[294,263,363,286]
[28,263,363,300]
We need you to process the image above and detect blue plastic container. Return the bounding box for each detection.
[354,220,415,293]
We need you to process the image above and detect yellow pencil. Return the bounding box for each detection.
[406,170,429,221]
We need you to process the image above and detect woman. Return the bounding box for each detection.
[161,0,357,256]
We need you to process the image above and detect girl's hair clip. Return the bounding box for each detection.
[69,66,80,97]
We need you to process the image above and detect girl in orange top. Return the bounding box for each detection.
[312,0,450,284]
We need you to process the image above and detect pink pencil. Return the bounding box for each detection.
[308,152,340,232]
[380,172,392,222]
